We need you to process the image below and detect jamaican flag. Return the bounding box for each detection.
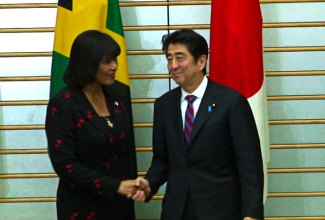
[50,0,129,97]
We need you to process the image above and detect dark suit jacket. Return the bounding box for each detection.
[145,79,264,220]
[45,81,137,219]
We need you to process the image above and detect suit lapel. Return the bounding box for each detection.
[169,88,188,151]
[190,80,220,144]
[70,87,110,139]
[103,86,129,135]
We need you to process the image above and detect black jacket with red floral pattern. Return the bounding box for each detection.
[45,80,137,220]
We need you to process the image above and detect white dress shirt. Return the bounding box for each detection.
[181,76,208,130]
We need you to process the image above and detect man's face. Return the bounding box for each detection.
[166,43,205,91]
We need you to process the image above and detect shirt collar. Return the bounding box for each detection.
[181,76,208,101]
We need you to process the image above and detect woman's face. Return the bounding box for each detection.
[95,57,118,86]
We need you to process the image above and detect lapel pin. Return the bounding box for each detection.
[208,104,217,112]
[114,101,119,106]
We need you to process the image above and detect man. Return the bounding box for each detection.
[133,29,264,220]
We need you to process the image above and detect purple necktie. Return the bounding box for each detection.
[184,95,197,146]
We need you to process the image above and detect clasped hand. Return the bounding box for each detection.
[117,177,150,202]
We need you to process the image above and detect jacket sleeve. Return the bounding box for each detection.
[109,80,138,179]
[229,94,264,219]
[144,98,169,199]
[123,86,138,179]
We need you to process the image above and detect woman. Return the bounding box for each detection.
[45,30,137,219]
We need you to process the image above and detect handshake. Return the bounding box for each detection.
[117,177,151,202]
